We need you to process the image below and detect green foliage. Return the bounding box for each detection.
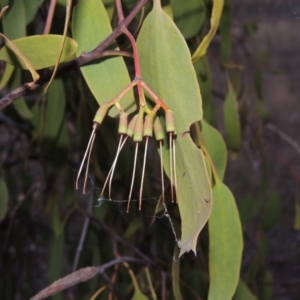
[0,35,78,69]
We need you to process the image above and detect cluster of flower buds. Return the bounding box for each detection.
[76,80,177,211]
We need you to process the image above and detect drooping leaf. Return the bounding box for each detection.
[137,0,212,256]
[11,69,33,119]
[1,0,26,39]
[262,188,281,232]
[72,0,135,117]
[170,0,206,39]
[24,0,44,24]
[0,35,78,70]
[259,271,273,300]
[208,183,243,300]
[45,0,72,93]
[193,56,215,125]
[201,119,227,181]
[41,79,66,152]
[294,199,300,230]
[220,0,231,63]
[223,85,241,151]
[0,171,8,222]
[192,0,224,61]
[172,258,183,300]
[0,63,14,91]
[233,279,257,300]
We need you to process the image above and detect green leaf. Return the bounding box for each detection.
[0,63,14,91]
[137,1,212,256]
[0,35,78,70]
[72,0,135,117]
[172,258,183,300]
[0,174,8,222]
[41,79,66,152]
[24,0,44,24]
[223,86,241,151]
[11,69,33,119]
[262,189,281,232]
[49,231,64,300]
[233,279,257,300]
[220,0,231,63]
[201,119,227,181]
[259,271,273,300]
[1,0,26,39]
[170,0,206,39]
[294,200,300,230]
[193,56,215,125]
[192,0,224,61]
[208,183,243,300]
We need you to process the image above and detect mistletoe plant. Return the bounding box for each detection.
[0,0,246,299]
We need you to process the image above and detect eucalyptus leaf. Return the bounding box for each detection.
[208,183,243,300]
[0,35,78,70]
[137,0,212,256]
[72,0,135,117]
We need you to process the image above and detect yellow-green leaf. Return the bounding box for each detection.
[72,0,135,117]
[192,0,224,61]
[172,258,183,300]
[223,86,241,151]
[208,183,243,300]
[137,1,212,256]
[0,35,78,70]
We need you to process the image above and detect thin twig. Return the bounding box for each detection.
[43,0,57,34]
[0,0,148,111]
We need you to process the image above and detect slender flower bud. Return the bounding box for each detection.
[143,115,154,137]
[165,109,175,133]
[154,117,164,141]
[118,113,128,134]
[93,103,110,124]
[127,114,138,137]
[133,116,144,142]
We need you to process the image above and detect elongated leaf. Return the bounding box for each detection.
[170,0,206,39]
[208,183,243,300]
[137,1,212,256]
[223,86,241,151]
[72,0,135,117]
[0,175,8,222]
[0,63,14,90]
[172,259,183,300]
[220,0,231,63]
[0,35,78,70]
[201,119,227,181]
[233,279,257,300]
[1,0,26,39]
[193,56,215,125]
[41,79,66,152]
[10,69,33,119]
[192,0,224,61]
[294,200,300,230]
[24,0,44,24]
